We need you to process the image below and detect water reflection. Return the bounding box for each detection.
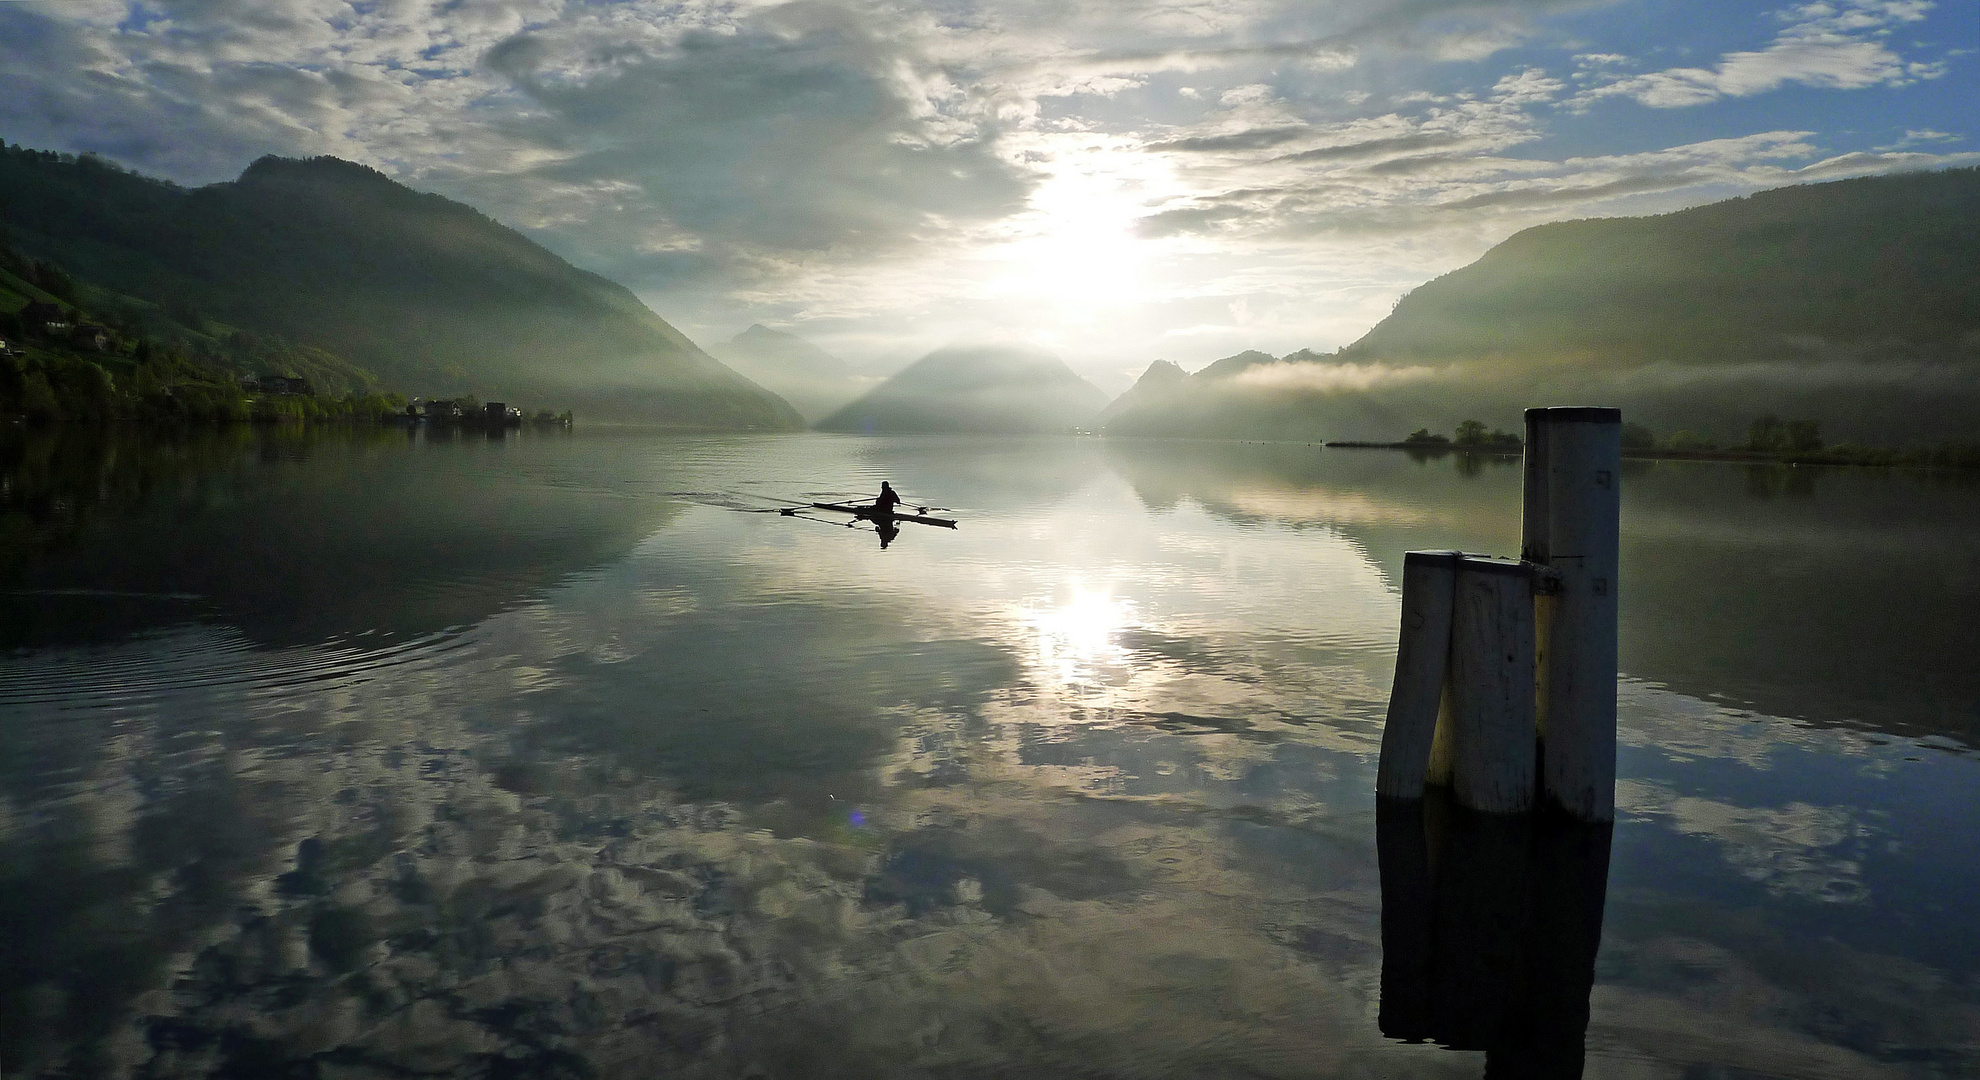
[2,429,1978,1077]
[1106,438,1980,743]
[1,425,668,650]
[1378,794,1612,1076]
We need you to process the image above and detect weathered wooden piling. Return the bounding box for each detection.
[1523,407,1621,822]
[1447,556,1537,814]
[1376,407,1619,822]
[1377,551,1460,799]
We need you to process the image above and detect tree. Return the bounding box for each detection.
[1748,416,1823,453]
[31,259,78,303]
[21,369,60,421]
[1453,419,1490,445]
[1622,422,1656,449]
[66,362,117,420]
[164,295,207,332]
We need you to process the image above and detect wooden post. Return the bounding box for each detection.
[1448,556,1537,814]
[1523,407,1621,822]
[1378,551,1460,799]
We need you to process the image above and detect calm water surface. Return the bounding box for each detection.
[2,427,1977,1078]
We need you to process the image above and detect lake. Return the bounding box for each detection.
[3,426,1977,1078]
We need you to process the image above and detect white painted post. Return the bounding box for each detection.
[1378,551,1461,799]
[1524,407,1621,822]
[1448,556,1537,814]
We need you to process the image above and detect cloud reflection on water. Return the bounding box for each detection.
[2,430,1979,1076]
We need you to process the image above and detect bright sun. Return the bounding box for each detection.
[975,137,1176,315]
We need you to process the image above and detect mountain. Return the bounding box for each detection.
[0,146,801,428]
[1094,359,1186,429]
[1107,168,1980,443]
[815,344,1109,434]
[709,324,874,424]
[1101,349,1406,442]
[1346,167,1980,369]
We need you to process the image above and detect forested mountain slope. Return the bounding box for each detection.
[1343,167,1979,368]
[1106,169,1980,443]
[0,145,800,428]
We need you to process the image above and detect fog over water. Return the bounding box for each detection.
[2,427,1977,1077]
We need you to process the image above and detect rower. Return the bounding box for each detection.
[873,481,903,519]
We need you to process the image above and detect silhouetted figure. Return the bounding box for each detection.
[1378,790,1613,1077]
[877,518,900,550]
[873,481,903,518]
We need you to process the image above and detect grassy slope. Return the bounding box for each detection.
[1343,167,1980,367]
[0,147,799,428]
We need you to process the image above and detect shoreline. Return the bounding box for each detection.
[1323,440,1980,471]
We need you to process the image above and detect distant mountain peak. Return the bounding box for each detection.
[710,324,864,424]
[1195,350,1281,379]
[1096,358,1190,426]
[817,343,1107,434]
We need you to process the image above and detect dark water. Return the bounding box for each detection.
[2,426,1976,1078]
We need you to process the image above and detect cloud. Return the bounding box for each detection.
[474,6,1031,275]
[1618,780,1874,903]
[1272,131,1476,163]
[1146,124,1313,153]
[0,0,1972,377]
[1881,127,1961,149]
[1128,126,1975,243]
[991,0,1591,81]
[1492,66,1564,103]
[1228,359,1441,391]
[1571,0,1946,110]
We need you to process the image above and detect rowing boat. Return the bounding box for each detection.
[785,500,959,529]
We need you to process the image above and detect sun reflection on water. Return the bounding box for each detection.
[1021,588,1139,694]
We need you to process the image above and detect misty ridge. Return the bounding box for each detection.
[4,136,1976,448]
[710,324,881,425]
[697,166,1980,446]
[1101,167,1980,445]
[815,345,1109,435]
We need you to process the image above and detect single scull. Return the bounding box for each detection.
[783,500,959,529]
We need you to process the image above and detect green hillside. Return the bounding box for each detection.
[0,145,801,429]
[1345,167,1980,367]
[2,231,416,423]
[1106,169,1980,443]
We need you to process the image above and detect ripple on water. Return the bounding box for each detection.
[0,607,486,712]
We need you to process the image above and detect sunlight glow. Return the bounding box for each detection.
[1022,588,1138,690]
[973,136,1179,317]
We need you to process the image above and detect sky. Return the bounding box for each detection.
[0,0,1973,391]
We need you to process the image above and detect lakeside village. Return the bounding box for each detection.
[1,294,571,429]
